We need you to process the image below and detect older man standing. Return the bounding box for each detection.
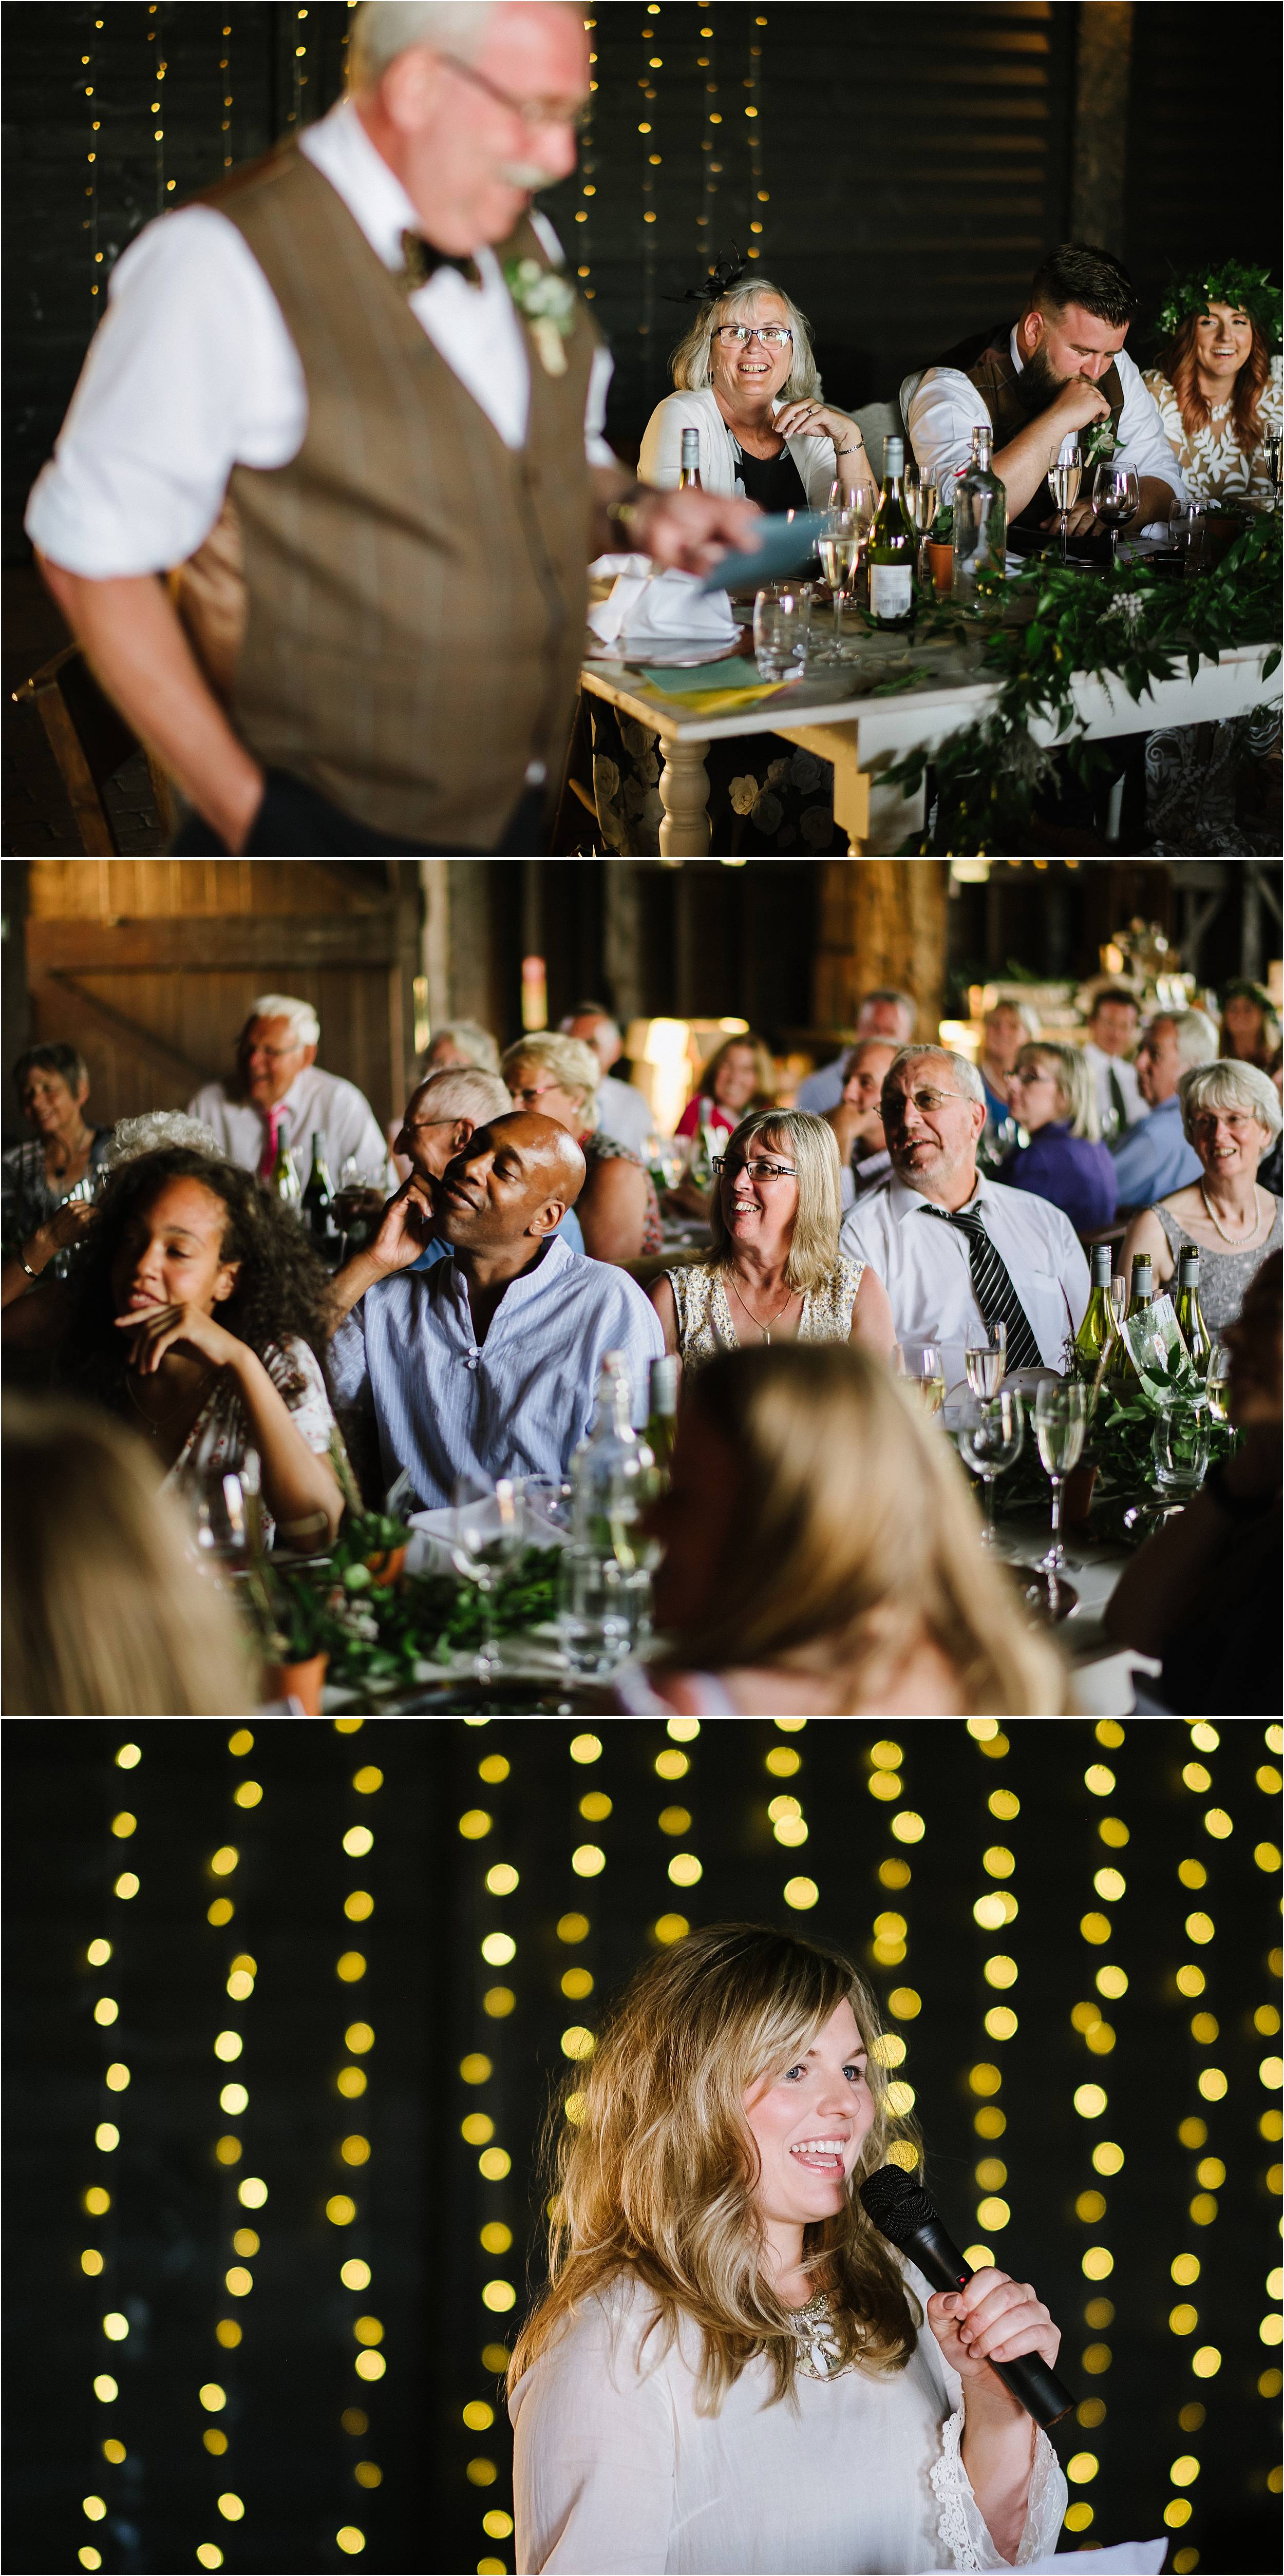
[27,3,759,857]
[1109,1009,1219,1211]
[560,1003,653,1155]
[188,994,386,1184]
[840,1044,1090,1388]
[329,1112,662,1508]
[795,990,917,1117]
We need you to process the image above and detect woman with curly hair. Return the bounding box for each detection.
[509,1923,1067,2571]
[58,1146,343,1549]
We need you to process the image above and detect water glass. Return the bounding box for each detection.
[1151,1413,1210,1496]
[557,1546,636,1675]
[448,1476,520,1680]
[752,585,809,680]
[1168,497,1209,578]
[958,1388,1024,1545]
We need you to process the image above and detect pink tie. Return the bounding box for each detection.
[258,1106,282,1181]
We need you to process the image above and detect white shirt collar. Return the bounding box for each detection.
[887,1168,992,1223]
[1009,324,1025,375]
[303,96,502,289]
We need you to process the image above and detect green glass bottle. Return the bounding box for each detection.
[269,1125,301,1207]
[1173,1244,1212,1377]
[301,1131,336,1246]
[1107,1250,1153,1382]
[645,1354,680,1491]
[1074,1243,1117,1377]
[867,435,916,629]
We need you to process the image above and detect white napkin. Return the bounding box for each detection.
[588,551,652,579]
[586,565,738,650]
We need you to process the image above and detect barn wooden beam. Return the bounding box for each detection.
[33,971,219,1091]
[26,914,398,973]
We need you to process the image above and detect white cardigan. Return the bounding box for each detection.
[638,386,838,504]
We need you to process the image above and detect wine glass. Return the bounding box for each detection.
[514,1474,575,1538]
[1048,443,1082,564]
[816,504,862,655]
[1034,1380,1087,1580]
[902,468,939,583]
[965,1320,1007,1398]
[904,1343,946,1415]
[958,1388,1025,1546]
[1092,463,1139,571]
[447,1475,519,1682]
[1203,1342,1232,1423]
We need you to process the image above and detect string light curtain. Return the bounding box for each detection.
[83,15,103,307]
[637,5,663,379]
[697,13,719,265]
[77,1738,143,2572]
[747,12,768,257]
[576,15,597,300]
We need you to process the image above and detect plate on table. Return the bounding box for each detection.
[584,635,746,667]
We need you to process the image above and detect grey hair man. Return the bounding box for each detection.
[560,1000,653,1155]
[795,988,919,1116]
[188,993,386,1185]
[839,1043,1090,1386]
[29,3,761,860]
[1109,1008,1220,1212]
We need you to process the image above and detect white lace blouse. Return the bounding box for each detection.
[509,2265,1066,2574]
[1141,357,1281,506]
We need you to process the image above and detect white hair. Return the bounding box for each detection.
[102,1113,222,1172]
[246,994,320,1048]
[422,1019,500,1075]
[1148,1007,1219,1074]
[409,1066,510,1125]
[670,279,822,403]
[348,1,496,89]
[887,1043,987,1110]
[1179,1057,1282,1149]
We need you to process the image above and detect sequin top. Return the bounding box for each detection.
[1153,1195,1282,1338]
[667,1256,866,1367]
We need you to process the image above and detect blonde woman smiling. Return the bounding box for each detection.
[510,1923,1067,2571]
[639,273,873,508]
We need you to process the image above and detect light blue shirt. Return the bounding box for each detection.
[408,1205,583,1270]
[1109,1093,1201,1210]
[330,1233,664,1510]
[795,1060,847,1115]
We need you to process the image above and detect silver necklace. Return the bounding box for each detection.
[727,1271,798,1343]
[125,1366,213,1433]
[1199,1180,1266,1245]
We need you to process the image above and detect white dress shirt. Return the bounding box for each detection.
[26,97,615,578]
[638,387,837,505]
[1081,1040,1145,1131]
[593,1075,655,1157]
[329,1233,664,1511]
[510,2265,1066,2575]
[905,327,1188,531]
[187,1064,388,1186]
[839,1169,1090,1387]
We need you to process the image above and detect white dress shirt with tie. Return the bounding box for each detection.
[188,1064,388,1185]
[839,1171,1090,1388]
[1081,1040,1145,1132]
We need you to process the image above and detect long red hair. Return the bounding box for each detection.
[1164,311,1272,447]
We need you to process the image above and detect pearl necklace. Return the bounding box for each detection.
[1199,1180,1268,1246]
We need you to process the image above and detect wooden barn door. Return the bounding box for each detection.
[23,860,422,1131]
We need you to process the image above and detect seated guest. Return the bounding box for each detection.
[1105,1251,1281,1716]
[796,990,916,1116]
[907,242,1186,545]
[58,1146,344,1550]
[649,1110,894,1366]
[1119,1059,1282,1331]
[1109,1008,1219,1210]
[675,1031,777,1141]
[639,265,873,507]
[422,1020,501,1077]
[1141,268,1281,509]
[329,1113,663,1510]
[614,1344,1067,1715]
[840,1046,1090,1389]
[502,1033,660,1264]
[331,1065,583,1325]
[189,993,387,1188]
[1219,978,1281,1070]
[559,1002,654,1156]
[976,998,1039,1127]
[3,1394,255,1715]
[2,1111,221,1325]
[1004,1043,1118,1236]
[822,1041,897,1208]
[1078,985,1145,1135]
[1261,1046,1283,1197]
[2,1044,112,1273]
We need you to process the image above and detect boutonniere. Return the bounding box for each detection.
[504,256,577,376]
[1081,417,1118,470]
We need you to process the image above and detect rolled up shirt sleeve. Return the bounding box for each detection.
[905,367,989,498]
[1111,346,1189,514]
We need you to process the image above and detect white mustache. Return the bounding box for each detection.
[498,160,550,190]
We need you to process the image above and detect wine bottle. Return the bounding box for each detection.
[301,1131,337,1247]
[1173,1244,1212,1377]
[678,428,703,491]
[269,1126,301,1207]
[1107,1251,1153,1381]
[952,422,1007,603]
[645,1353,680,1489]
[571,1353,654,1563]
[867,435,915,628]
[1074,1244,1118,1376]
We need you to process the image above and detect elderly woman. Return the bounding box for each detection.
[639,272,873,509]
[501,1032,660,1266]
[648,1109,894,1366]
[1119,1059,1282,1335]
[2,1044,112,1283]
[1004,1043,1118,1236]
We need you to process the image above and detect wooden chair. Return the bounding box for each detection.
[12,643,175,853]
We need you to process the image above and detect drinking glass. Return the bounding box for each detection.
[904,1343,946,1415]
[1034,1380,1087,1578]
[752,584,809,679]
[1151,1412,1210,1496]
[1048,443,1082,563]
[557,1545,635,1675]
[1168,496,1209,578]
[1263,433,1282,512]
[816,505,862,654]
[958,1388,1025,1545]
[447,1476,520,1681]
[1092,464,1139,570]
[514,1474,575,1538]
[965,1319,1007,1398]
[1203,1342,1232,1423]
[1107,1273,1129,1333]
[902,467,939,583]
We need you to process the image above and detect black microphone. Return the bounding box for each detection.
[859,2163,1074,2430]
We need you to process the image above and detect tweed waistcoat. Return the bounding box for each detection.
[185,143,598,847]
[939,325,1125,530]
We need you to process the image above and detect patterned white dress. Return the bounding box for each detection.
[668,1256,866,1366]
[1141,358,1281,506]
[163,1335,338,1549]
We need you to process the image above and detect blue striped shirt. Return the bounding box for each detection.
[329,1233,664,1509]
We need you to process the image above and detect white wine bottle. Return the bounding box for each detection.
[867,435,915,628]
[678,428,703,490]
[1173,1244,1212,1376]
[1074,1244,1117,1376]
[1107,1250,1152,1381]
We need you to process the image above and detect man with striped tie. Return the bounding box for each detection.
[839,1045,1091,1394]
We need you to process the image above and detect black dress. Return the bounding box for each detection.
[730,442,811,514]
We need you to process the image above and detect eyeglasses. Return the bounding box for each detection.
[714,323,793,348]
[507,1082,564,1109]
[884,1089,972,1117]
[712,1157,798,1182]
[440,51,593,131]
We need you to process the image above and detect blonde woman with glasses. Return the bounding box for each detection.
[510,1922,1068,2570]
[1004,1041,1117,1235]
[648,1109,894,1365]
[639,269,873,511]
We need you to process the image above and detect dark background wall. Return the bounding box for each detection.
[4,1,1280,557]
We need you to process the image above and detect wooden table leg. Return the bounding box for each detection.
[774,721,871,852]
[657,733,711,857]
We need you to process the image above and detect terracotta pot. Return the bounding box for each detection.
[1063,1461,1099,1533]
[266,1650,329,1714]
[926,541,953,596]
[364,1546,406,1588]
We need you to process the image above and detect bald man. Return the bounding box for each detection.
[328,1112,663,1508]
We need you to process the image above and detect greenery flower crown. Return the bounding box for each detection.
[1158,261,1281,353]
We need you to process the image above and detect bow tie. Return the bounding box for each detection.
[400,230,481,293]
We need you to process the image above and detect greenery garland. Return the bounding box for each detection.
[880,511,1282,854]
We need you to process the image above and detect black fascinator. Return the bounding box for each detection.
[665,244,752,307]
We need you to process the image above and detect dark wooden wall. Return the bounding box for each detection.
[6,2,1280,558]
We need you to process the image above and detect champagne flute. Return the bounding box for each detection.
[1048,443,1082,564]
[965,1319,1007,1398]
[905,1342,946,1414]
[1034,1380,1087,1579]
[902,468,939,584]
[817,505,861,653]
[959,1387,1025,1546]
[1092,463,1139,571]
[1203,1342,1232,1423]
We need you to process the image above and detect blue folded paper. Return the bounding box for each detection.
[696,511,827,596]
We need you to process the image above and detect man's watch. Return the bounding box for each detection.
[606,487,646,536]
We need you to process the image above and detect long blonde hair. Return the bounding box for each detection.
[707,1109,842,1296]
[2,1397,255,1714]
[510,1923,921,2412]
[658,1345,1068,1714]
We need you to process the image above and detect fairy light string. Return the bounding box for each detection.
[78,1739,143,2571]
[323,1722,384,2562]
[575,16,596,298]
[864,1737,922,2160]
[456,1720,519,2574]
[747,14,768,255]
[638,5,662,378]
[1254,1721,1284,2528]
[697,14,718,262]
[963,1720,1013,2249]
[219,20,233,171]
[83,17,103,308]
